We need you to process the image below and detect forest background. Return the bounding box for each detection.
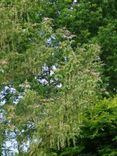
[0,0,117,155]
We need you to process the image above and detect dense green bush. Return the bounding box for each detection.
[80,96,117,155]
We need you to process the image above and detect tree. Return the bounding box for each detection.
[0,0,117,155]
[7,43,101,156]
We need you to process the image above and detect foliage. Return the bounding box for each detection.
[79,96,117,155]
[21,43,101,156]
[44,96,117,156]
[95,21,117,94]
[0,0,117,155]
